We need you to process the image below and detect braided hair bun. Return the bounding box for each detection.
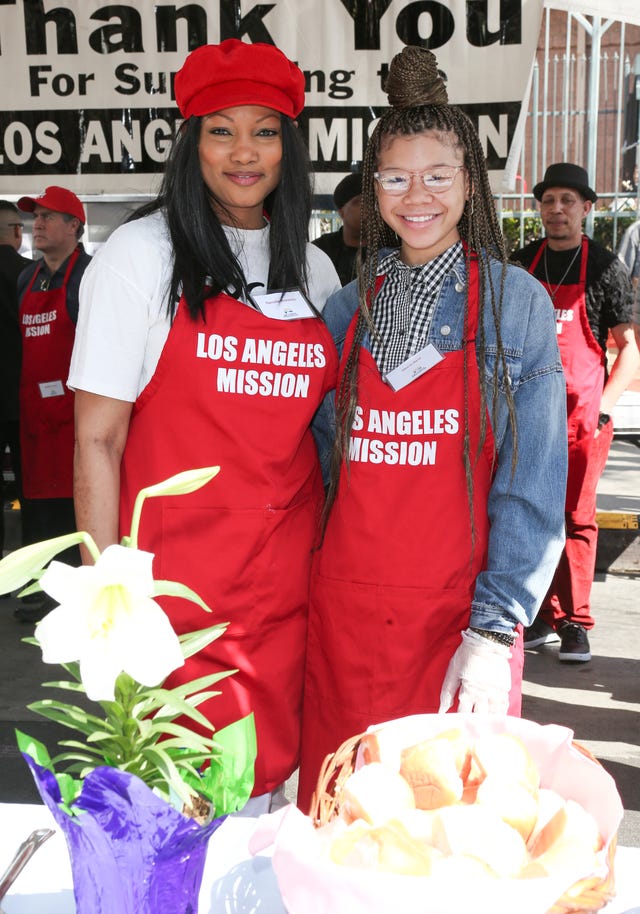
[385,46,448,108]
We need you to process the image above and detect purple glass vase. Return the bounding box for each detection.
[24,755,226,914]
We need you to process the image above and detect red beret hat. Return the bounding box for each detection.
[175,39,306,120]
[18,185,86,223]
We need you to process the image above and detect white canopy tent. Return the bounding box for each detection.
[546,0,640,27]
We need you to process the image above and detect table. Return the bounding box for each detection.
[1,804,638,913]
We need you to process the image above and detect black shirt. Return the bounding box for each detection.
[511,236,633,351]
[17,244,92,325]
[312,228,364,287]
[0,245,32,420]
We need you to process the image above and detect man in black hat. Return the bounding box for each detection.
[512,162,639,663]
[313,172,365,286]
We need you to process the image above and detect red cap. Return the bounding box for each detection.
[175,39,305,120]
[18,186,85,224]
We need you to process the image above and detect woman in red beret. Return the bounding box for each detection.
[69,39,340,814]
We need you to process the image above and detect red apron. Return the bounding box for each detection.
[528,237,605,511]
[298,257,524,810]
[19,249,79,499]
[119,291,338,796]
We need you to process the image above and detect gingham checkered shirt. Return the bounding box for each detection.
[370,242,463,375]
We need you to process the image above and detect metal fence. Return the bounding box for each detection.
[496,6,640,253]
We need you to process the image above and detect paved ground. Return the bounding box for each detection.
[1,438,638,849]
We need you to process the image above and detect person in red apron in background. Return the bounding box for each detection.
[13,187,91,624]
[513,163,639,663]
[297,47,568,811]
[70,40,341,815]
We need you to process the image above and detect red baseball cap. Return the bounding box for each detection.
[18,186,86,224]
[175,39,305,120]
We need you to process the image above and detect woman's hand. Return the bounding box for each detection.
[439,629,512,714]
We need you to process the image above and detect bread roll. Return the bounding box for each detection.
[360,726,407,771]
[432,804,528,877]
[362,726,471,775]
[329,821,372,866]
[475,776,539,841]
[372,822,443,876]
[526,788,566,850]
[333,820,442,875]
[388,808,439,844]
[340,761,415,825]
[519,835,598,882]
[470,732,539,794]
[529,798,602,858]
[400,736,464,809]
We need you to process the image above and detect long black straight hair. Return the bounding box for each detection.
[131,113,313,320]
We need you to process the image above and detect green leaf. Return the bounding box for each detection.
[152,579,212,613]
[57,738,106,753]
[194,714,257,815]
[28,700,108,736]
[41,680,87,693]
[178,624,229,660]
[57,773,82,810]
[59,661,82,683]
[153,694,222,725]
[85,730,129,747]
[141,747,193,805]
[18,579,44,598]
[0,532,95,595]
[137,689,216,731]
[52,750,102,766]
[157,671,235,700]
[132,719,211,745]
[149,738,210,753]
[16,729,53,769]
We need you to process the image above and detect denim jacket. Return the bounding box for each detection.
[313,252,567,632]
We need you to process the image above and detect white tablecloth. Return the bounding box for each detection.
[1,804,638,913]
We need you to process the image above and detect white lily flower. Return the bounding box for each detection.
[35,544,184,702]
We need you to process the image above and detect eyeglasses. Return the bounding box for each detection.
[374,166,465,195]
[6,222,24,227]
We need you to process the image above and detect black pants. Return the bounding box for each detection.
[20,495,81,566]
[0,418,22,554]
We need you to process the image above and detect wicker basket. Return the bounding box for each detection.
[309,729,617,914]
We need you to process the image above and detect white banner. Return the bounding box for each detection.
[0,0,545,196]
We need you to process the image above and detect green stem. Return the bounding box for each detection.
[127,487,149,550]
[81,533,102,565]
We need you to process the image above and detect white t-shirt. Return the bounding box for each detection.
[69,210,340,401]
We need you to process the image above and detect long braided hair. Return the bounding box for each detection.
[324,46,518,540]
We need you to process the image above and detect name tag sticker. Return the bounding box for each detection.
[39,380,65,398]
[252,289,316,320]
[385,344,444,391]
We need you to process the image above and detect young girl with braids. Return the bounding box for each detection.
[297,46,567,809]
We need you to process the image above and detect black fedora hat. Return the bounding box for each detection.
[533,162,597,203]
[333,172,362,210]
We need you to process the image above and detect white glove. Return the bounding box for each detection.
[439,628,512,715]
